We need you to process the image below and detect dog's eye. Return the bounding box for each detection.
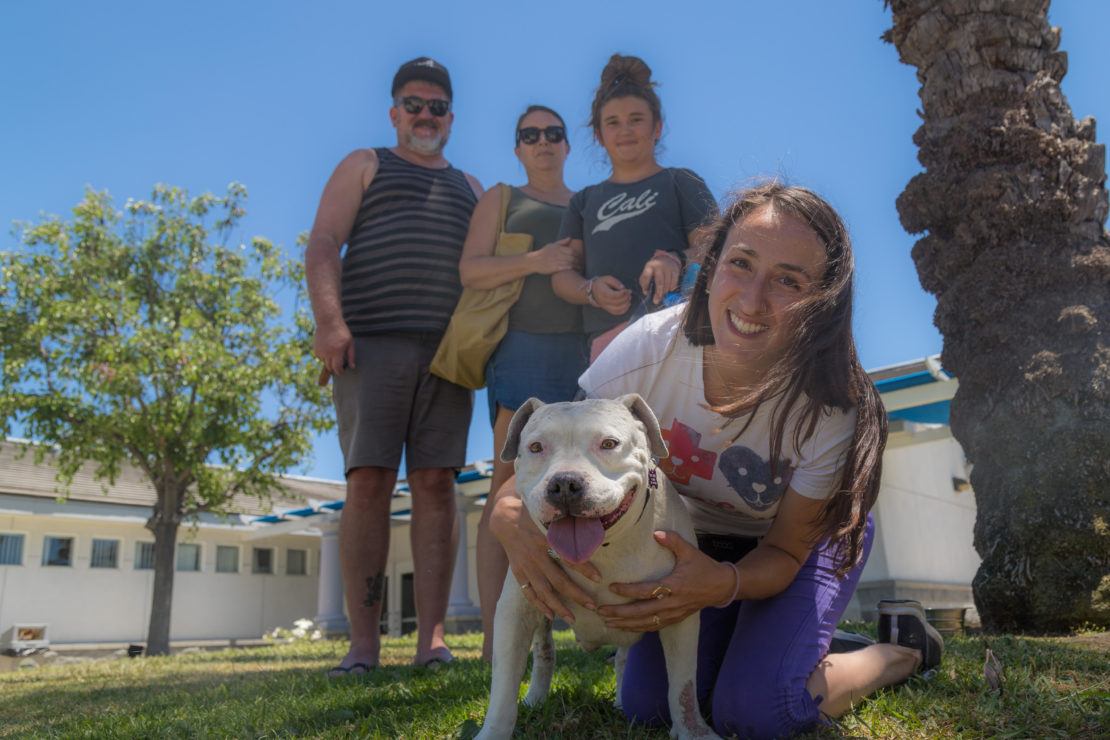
[600,438,619,450]
[528,442,543,453]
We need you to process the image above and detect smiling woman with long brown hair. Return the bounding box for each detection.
[491,182,945,738]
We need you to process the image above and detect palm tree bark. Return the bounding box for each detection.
[885,0,1110,632]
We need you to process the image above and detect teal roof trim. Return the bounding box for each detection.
[250,467,490,524]
[888,400,951,425]
[875,370,936,393]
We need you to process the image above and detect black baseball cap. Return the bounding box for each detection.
[391,57,452,100]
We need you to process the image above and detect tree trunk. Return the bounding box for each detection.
[885,0,1110,632]
[146,515,180,656]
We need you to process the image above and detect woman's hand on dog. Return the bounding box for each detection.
[490,491,602,622]
[599,530,738,632]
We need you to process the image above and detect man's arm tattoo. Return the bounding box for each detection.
[362,572,385,607]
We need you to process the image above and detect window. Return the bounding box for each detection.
[286,548,307,576]
[0,533,24,566]
[42,536,73,566]
[90,538,120,568]
[215,545,239,573]
[251,547,273,574]
[176,543,201,572]
[135,541,156,570]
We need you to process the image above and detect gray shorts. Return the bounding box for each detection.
[332,333,473,475]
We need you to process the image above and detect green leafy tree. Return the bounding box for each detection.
[0,183,332,654]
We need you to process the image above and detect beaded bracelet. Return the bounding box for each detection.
[578,277,599,307]
[716,561,740,608]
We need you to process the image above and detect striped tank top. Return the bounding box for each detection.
[341,147,478,335]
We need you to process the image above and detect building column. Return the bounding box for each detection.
[445,499,481,633]
[313,518,348,637]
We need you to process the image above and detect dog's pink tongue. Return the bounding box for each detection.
[546,516,605,564]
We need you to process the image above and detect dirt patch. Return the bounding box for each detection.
[1049,632,1110,653]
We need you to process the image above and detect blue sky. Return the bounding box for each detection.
[3,1,1107,482]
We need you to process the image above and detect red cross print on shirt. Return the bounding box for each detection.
[659,419,717,485]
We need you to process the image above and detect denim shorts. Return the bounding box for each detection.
[485,329,589,424]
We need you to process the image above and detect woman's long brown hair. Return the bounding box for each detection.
[682,182,887,575]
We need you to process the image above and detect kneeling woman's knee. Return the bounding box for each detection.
[618,636,671,728]
[619,679,670,727]
[710,675,820,740]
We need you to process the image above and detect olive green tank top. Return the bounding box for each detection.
[503,187,583,334]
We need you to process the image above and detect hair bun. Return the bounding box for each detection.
[600,54,653,90]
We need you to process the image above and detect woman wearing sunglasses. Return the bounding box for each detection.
[460,105,588,663]
[552,54,718,362]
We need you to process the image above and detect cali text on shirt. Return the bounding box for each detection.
[593,188,659,233]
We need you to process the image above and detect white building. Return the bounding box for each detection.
[0,447,345,650]
[853,356,978,622]
[0,356,977,652]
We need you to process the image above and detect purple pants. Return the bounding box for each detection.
[620,516,875,739]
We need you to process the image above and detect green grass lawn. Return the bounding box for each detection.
[1,629,1107,739]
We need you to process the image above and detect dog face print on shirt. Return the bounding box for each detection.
[717,445,794,512]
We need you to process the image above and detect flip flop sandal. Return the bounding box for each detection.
[327,661,375,678]
[414,652,455,671]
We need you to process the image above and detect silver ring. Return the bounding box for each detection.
[521,582,532,591]
[547,548,560,561]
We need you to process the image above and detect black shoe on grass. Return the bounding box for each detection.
[877,599,944,670]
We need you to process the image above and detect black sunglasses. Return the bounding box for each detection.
[395,95,451,117]
[516,126,566,145]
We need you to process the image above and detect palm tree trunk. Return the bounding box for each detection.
[885,0,1110,632]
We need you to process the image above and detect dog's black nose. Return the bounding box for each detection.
[546,473,585,508]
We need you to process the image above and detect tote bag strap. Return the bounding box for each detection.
[496,182,511,236]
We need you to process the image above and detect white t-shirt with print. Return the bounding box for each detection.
[578,305,855,537]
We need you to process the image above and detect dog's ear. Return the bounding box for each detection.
[616,393,669,459]
[501,397,544,462]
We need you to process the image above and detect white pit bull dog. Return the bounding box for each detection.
[476,395,720,740]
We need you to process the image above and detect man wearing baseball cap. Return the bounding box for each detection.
[306,56,482,675]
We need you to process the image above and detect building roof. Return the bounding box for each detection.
[0,441,345,518]
[869,355,957,425]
